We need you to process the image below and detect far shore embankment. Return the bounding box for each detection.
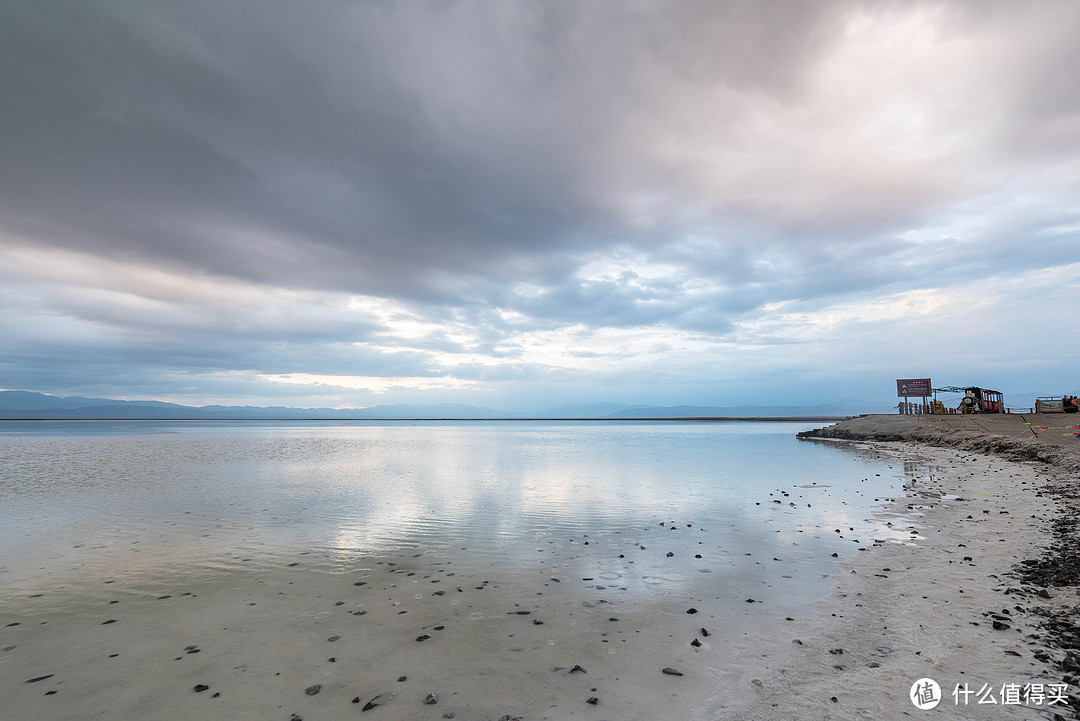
[799,413,1080,473]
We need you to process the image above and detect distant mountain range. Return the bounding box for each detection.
[0,390,885,420]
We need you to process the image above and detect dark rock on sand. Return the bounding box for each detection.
[424,692,438,704]
[305,684,321,695]
[194,684,210,692]
[662,667,683,676]
[362,693,393,711]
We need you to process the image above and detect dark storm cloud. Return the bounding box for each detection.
[0,0,860,299]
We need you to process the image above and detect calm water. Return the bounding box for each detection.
[0,420,908,615]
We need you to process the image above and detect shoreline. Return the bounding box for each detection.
[755,413,1080,719]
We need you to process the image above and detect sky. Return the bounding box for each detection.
[1,0,1078,412]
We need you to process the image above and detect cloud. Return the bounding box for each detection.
[1,0,1079,407]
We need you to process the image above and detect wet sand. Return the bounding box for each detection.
[753,413,1080,719]
[0,515,883,721]
[4,414,1080,719]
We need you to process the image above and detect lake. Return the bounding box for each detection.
[0,420,911,719]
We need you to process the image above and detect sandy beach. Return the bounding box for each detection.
[765,413,1080,720]
[3,414,1080,720]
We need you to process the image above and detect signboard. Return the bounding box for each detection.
[897,378,932,397]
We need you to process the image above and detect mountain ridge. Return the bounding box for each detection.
[0,390,881,419]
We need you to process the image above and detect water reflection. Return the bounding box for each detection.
[0,421,907,613]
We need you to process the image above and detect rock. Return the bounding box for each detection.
[662,667,683,676]
[686,608,698,614]
[362,693,393,711]
[327,635,340,642]
[569,664,587,674]
[992,620,1010,631]
[305,685,321,696]
[25,675,54,683]
[587,697,598,705]
[194,684,210,692]
[690,638,701,647]
[416,634,431,642]
[829,648,844,654]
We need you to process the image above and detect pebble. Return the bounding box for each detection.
[194,684,210,692]
[662,667,683,676]
[305,685,321,696]
[425,692,438,704]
